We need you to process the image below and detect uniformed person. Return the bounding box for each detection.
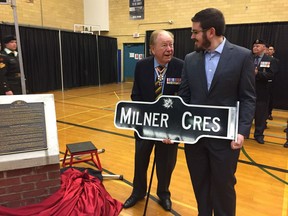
[0,35,22,95]
[266,44,280,120]
[252,39,277,144]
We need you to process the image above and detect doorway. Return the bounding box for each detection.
[123,43,145,82]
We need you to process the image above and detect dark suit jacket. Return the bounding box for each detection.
[178,40,256,138]
[131,56,184,141]
[255,54,276,101]
[271,56,280,75]
[0,50,21,94]
[0,50,20,77]
[131,56,184,102]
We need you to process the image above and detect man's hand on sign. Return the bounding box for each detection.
[162,139,174,144]
[231,134,244,150]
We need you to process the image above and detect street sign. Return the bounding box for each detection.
[114,96,239,144]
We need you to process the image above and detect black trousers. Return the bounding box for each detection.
[131,139,178,199]
[7,77,22,94]
[254,100,269,138]
[267,81,273,116]
[185,138,240,216]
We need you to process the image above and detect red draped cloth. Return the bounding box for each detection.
[0,168,123,216]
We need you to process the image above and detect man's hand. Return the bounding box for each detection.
[231,134,244,150]
[5,90,13,95]
[162,139,174,144]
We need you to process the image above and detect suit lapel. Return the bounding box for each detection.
[165,60,173,78]
[149,58,156,90]
[197,52,209,94]
[209,41,232,93]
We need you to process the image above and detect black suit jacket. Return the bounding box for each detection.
[0,50,20,77]
[131,56,184,140]
[131,56,184,102]
[271,56,280,75]
[178,40,256,138]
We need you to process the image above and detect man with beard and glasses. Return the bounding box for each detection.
[177,8,256,216]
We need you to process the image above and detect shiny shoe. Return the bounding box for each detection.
[255,136,264,144]
[159,198,172,211]
[123,195,143,208]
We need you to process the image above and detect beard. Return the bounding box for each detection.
[194,33,211,52]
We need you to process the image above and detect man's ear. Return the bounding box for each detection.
[207,27,216,39]
[150,45,155,55]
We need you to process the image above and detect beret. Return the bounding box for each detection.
[253,39,265,45]
[2,35,16,44]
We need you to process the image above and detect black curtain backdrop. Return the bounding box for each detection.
[61,31,99,89]
[98,36,118,85]
[146,22,288,110]
[20,27,61,93]
[0,24,118,93]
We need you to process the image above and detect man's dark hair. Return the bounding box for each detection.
[191,8,226,36]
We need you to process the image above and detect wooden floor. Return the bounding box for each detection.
[49,83,288,216]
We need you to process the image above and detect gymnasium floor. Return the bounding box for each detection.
[50,83,288,216]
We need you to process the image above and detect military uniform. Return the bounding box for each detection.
[0,35,22,95]
[252,39,277,143]
[0,54,8,95]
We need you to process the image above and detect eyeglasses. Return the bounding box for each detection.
[191,28,208,35]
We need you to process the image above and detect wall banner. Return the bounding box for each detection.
[129,0,144,20]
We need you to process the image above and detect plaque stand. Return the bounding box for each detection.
[0,94,60,208]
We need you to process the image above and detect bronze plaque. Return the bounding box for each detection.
[0,100,47,155]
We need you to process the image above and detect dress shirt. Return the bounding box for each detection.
[205,37,225,90]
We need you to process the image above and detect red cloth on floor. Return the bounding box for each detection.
[0,168,123,216]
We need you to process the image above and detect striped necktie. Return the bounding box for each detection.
[155,65,166,99]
